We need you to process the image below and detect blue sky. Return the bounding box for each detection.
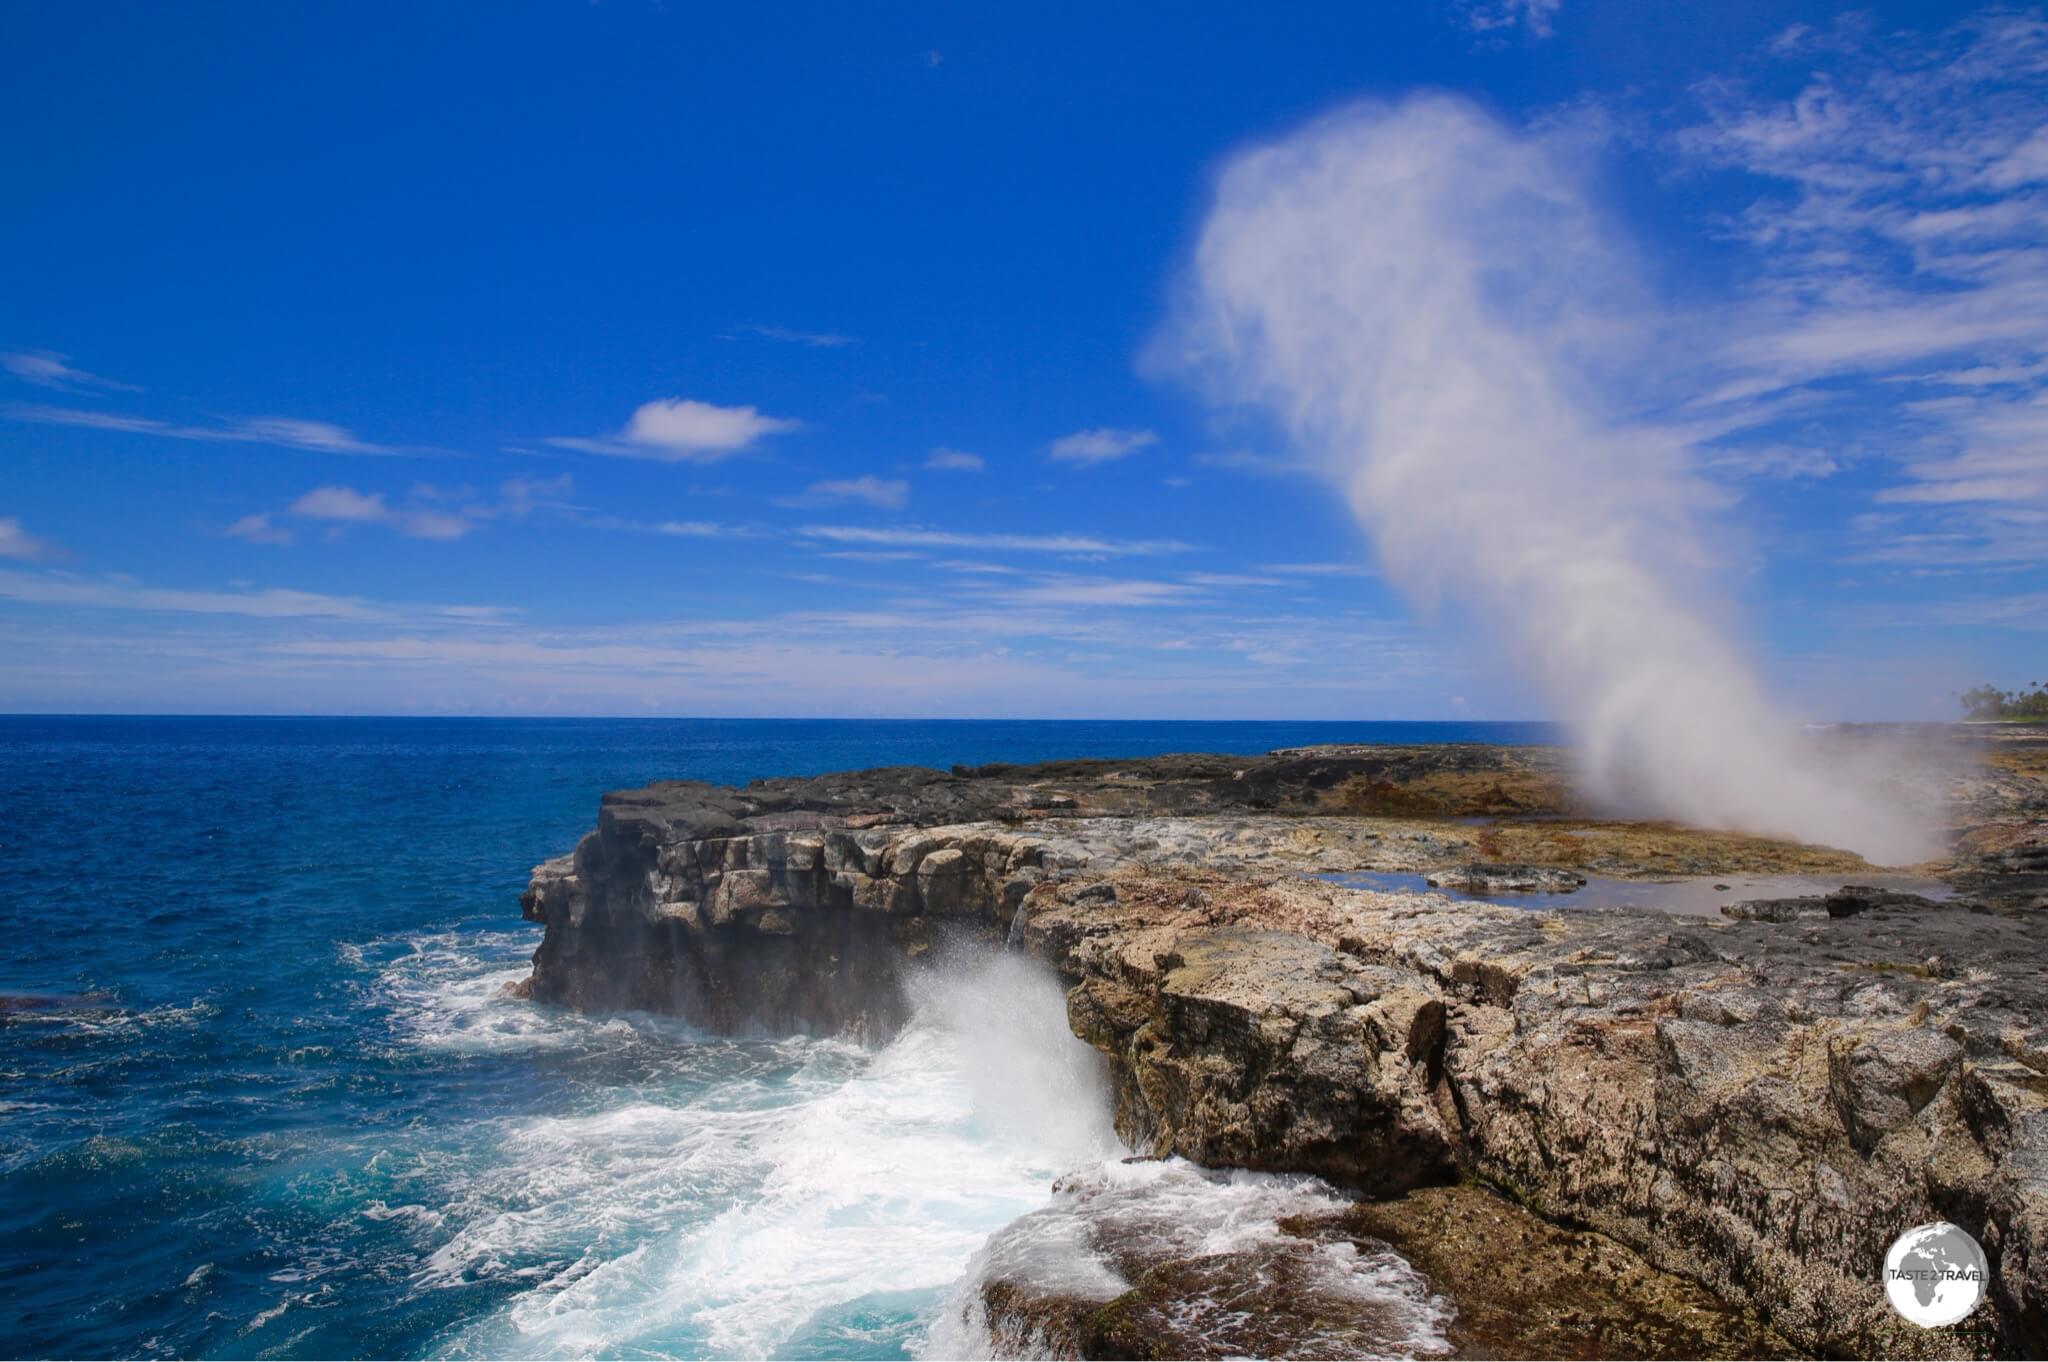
[2,0,2042,718]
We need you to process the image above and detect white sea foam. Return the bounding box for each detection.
[924,1159,1454,1360]
[385,941,1445,1360]
[412,952,1118,1359]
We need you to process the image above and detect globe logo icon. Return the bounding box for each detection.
[1884,1222,1988,1328]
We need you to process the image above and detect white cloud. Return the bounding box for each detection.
[796,476,909,510]
[1047,427,1158,464]
[1184,572,1286,588]
[1677,12,2048,561]
[1461,0,1561,39]
[231,417,387,454]
[0,516,61,561]
[732,324,857,349]
[549,397,799,462]
[262,476,571,543]
[9,404,397,454]
[391,509,473,541]
[491,474,575,519]
[226,512,293,546]
[933,560,1022,575]
[0,568,510,623]
[0,564,1472,716]
[291,486,390,523]
[1258,561,1379,578]
[925,446,985,472]
[656,520,728,538]
[990,578,1200,608]
[799,525,1190,556]
[1,350,141,393]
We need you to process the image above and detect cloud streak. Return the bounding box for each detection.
[233,475,576,544]
[9,403,398,454]
[782,476,910,510]
[1460,0,1562,40]
[0,517,63,562]
[0,568,512,624]
[730,323,857,349]
[1678,13,2048,565]
[924,447,985,472]
[799,525,1191,556]
[1048,427,1158,465]
[1,351,141,393]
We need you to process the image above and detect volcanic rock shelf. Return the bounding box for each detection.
[516,737,2048,1359]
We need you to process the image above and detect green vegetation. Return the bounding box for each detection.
[1960,683,2048,722]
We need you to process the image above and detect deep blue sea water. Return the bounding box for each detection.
[0,717,1551,1360]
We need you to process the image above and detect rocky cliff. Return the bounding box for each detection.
[516,735,2048,1359]
[517,745,1573,1034]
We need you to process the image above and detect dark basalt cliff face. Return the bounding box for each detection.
[517,737,2048,1359]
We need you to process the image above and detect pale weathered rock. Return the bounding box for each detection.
[516,734,2048,1357]
[1019,868,2048,1359]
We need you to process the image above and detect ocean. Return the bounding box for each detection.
[0,716,1553,1359]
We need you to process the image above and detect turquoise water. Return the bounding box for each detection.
[0,717,1549,1359]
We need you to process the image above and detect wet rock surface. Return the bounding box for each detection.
[953,1160,1457,1361]
[963,1166,1790,1360]
[519,731,2048,1357]
[1318,1184,1794,1359]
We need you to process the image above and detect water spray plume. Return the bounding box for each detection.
[1170,96,1936,864]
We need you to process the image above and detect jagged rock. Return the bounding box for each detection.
[517,745,1587,1033]
[1021,869,2048,1359]
[515,733,2048,1357]
[1723,884,1951,922]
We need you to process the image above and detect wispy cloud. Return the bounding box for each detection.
[292,486,396,525]
[1047,427,1158,465]
[1258,561,1379,578]
[9,404,398,454]
[785,476,910,510]
[729,323,857,349]
[0,568,512,623]
[0,560,1459,716]
[799,525,1191,556]
[548,397,799,462]
[1193,449,1312,477]
[984,577,1201,608]
[1,350,141,393]
[0,516,63,562]
[1184,572,1286,588]
[924,446,985,472]
[238,474,576,545]
[1677,12,2048,563]
[934,560,1022,575]
[226,512,293,546]
[1460,0,1561,40]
